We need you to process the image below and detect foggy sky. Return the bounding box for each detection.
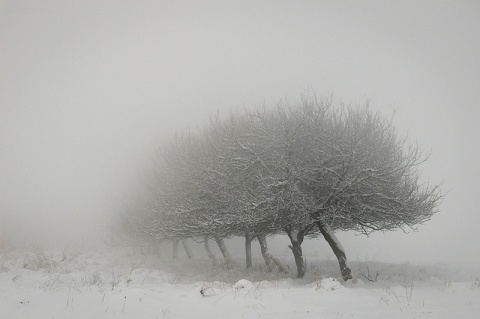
[1,1,479,265]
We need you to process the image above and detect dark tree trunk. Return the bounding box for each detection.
[285,228,306,278]
[172,239,179,260]
[257,234,288,273]
[245,230,253,269]
[182,238,194,259]
[203,237,217,266]
[213,236,234,268]
[316,221,352,281]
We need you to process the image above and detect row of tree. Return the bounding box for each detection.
[121,95,442,280]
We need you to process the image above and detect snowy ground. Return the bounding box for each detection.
[1,245,479,319]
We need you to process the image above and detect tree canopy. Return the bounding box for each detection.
[120,95,442,277]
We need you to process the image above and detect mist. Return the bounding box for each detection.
[1,1,479,266]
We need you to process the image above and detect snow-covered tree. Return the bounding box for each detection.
[123,93,442,281]
[270,96,442,280]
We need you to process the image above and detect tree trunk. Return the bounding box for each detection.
[257,234,288,273]
[213,236,234,268]
[203,237,217,266]
[156,240,162,258]
[149,240,161,257]
[316,221,352,281]
[245,230,253,269]
[285,228,306,278]
[172,239,179,260]
[182,238,194,259]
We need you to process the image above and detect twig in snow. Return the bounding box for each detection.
[359,266,378,282]
[46,269,65,292]
[66,282,72,309]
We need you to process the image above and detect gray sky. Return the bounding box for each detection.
[1,1,479,265]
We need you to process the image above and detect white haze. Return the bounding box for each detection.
[1,1,479,266]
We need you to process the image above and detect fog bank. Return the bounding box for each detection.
[1,1,479,266]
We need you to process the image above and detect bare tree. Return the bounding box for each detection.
[124,93,442,282]
[214,96,442,280]
[291,98,442,280]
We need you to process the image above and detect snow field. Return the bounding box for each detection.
[1,246,479,318]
